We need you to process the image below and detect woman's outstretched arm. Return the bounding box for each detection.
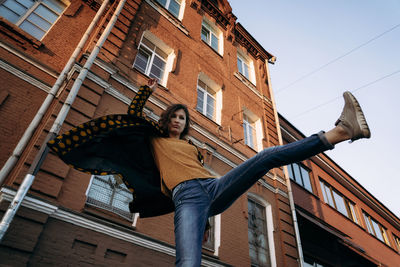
[127,78,158,117]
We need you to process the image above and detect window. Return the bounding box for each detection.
[197,79,215,120]
[243,110,263,152]
[86,175,133,220]
[203,217,215,250]
[196,74,222,124]
[133,37,167,82]
[202,215,221,255]
[393,234,400,252]
[243,114,256,149]
[0,0,67,40]
[154,0,181,18]
[133,33,175,86]
[287,163,312,192]
[320,180,359,224]
[201,19,222,54]
[248,198,271,267]
[362,212,390,245]
[237,52,256,84]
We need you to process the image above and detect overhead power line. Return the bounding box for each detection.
[289,69,400,119]
[276,23,400,94]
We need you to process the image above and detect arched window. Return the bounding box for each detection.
[247,193,276,267]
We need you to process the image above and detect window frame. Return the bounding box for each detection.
[201,18,223,55]
[0,0,68,40]
[287,162,313,192]
[237,51,256,85]
[393,234,400,252]
[85,175,134,221]
[132,32,175,87]
[242,109,263,152]
[195,73,222,124]
[362,211,390,245]
[247,193,276,267]
[243,113,256,150]
[319,179,360,224]
[197,79,216,120]
[153,0,183,19]
[202,214,221,255]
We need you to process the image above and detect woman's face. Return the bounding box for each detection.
[168,109,187,138]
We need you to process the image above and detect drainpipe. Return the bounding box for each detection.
[0,0,127,242]
[0,0,111,185]
[264,59,304,267]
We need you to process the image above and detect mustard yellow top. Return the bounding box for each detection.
[151,137,215,195]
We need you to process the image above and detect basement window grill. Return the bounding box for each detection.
[86,175,133,221]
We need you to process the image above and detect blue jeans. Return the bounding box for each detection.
[172,132,333,267]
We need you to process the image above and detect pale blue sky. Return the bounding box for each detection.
[229,0,400,217]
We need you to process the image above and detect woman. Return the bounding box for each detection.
[48,78,370,267]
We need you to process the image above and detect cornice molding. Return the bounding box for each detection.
[234,23,275,62]
[0,59,52,93]
[199,0,235,30]
[0,41,58,78]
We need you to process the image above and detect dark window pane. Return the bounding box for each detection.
[34,4,58,23]
[292,163,302,185]
[26,12,52,31]
[156,0,167,6]
[168,0,180,17]
[201,26,209,42]
[211,34,218,51]
[333,190,347,216]
[300,166,312,192]
[44,0,65,13]
[243,63,249,79]
[0,5,21,23]
[149,55,165,80]
[206,94,214,119]
[248,198,270,267]
[19,20,45,39]
[196,89,204,113]
[287,165,294,180]
[133,47,150,73]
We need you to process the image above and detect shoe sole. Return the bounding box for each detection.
[343,91,371,140]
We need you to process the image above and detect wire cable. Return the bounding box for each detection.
[289,69,400,119]
[276,23,400,94]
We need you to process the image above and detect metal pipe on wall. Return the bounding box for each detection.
[0,0,111,185]
[264,59,305,267]
[0,0,127,242]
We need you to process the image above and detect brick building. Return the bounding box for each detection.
[280,116,400,266]
[0,0,399,266]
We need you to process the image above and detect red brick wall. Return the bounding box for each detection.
[0,0,295,266]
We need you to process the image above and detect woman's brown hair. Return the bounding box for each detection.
[158,104,191,139]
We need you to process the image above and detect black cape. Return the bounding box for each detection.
[47,85,175,217]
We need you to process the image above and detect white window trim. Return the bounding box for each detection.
[133,31,176,87]
[201,18,223,55]
[197,82,216,119]
[145,0,188,35]
[243,109,263,152]
[248,193,277,267]
[197,72,222,124]
[152,0,185,20]
[1,0,69,40]
[237,50,256,85]
[213,214,221,256]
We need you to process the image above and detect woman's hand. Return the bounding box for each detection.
[148,78,158,93]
